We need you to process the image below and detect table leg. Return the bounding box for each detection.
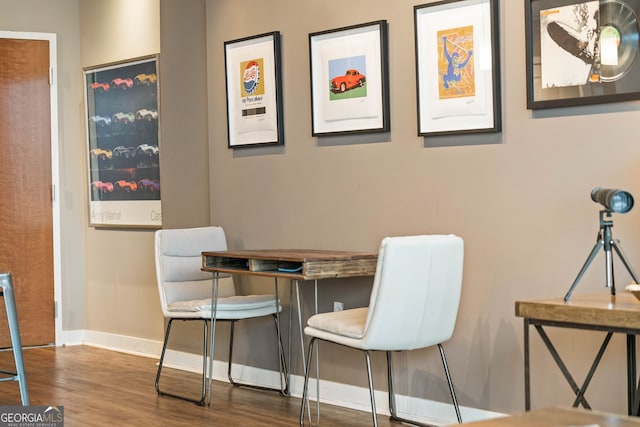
[572,332,612,407]
[524,319,530,411]
[273,278,290,395]
[296,279,322,425]
[295,280,312,423]
[534,325,593,409]
[295,279,306,377]
[288,279,293,392]
[314,280,320,425]
[207,272,220,406]
[628,334,638,415]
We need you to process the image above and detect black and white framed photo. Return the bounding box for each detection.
[84,55,161,228]
[414,0,501,136]
[224,31,284,147]
[526,0,640,109]
[309,20,390,136]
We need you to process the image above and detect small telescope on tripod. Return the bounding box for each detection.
[564,187,640,301]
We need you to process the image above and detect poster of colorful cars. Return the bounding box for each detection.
[84,55,161,227]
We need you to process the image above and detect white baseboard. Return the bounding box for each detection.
[62,329,503,425]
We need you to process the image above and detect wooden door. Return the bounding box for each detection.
[0,38,55,347]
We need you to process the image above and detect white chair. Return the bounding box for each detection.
[154,226,288,406]
[300,234,464,426]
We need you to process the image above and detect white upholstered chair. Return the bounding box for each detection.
[300,234,464,426]
[154,226,288,406]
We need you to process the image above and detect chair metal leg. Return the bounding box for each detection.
[273,278,291,396]
[227,314,289,395]
[226,278,289,396]
[227,320,236,385]
[274,281,290,395]
[300,341,379,427]
[273,312,290,395]
[387,351,397,419]
[438,343,462,423]
[0,274,28,405]
[155,318,208,406]
[363,350,379,427]
[300,337,317,426]
[295,280,313,424]
[386,348,462,427]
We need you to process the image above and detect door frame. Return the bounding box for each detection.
[0,31,62,346]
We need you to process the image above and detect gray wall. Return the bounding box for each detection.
[4,0,640,417]
[0,0,86,331]
[206,0,640,415]
[79,0,211,351]
[79,0,209,343]
[80,0,163,339]
[159,0,210,229]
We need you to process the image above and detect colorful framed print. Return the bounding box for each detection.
[414,0,501,135]
[84,55,162,228]
[526,0,640,109]
[224,31,284,148]
[309,20,390,136]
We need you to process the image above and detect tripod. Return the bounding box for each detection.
[564,210,640,301]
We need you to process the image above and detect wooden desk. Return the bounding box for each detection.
[201,249,378,404]
[516,293,640,415]
[202,249,378,280]
[459,407,640,426]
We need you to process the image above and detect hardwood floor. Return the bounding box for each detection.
[0,345,396,426]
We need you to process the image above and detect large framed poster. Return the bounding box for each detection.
[84,55,161,228]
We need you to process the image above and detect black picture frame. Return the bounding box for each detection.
[526,0,640,109]
[309,20,390,136]
[414,0,501,136]
[83,55,161,228]
[224,31,284,148]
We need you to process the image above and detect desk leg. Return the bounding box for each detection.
[207,272,220,406]
[572,332,612,408]
[296,280,321,425]
[274,278,290,395]
[534,325,594,409]
[628,334,637,415]
[524,319,530,411]
[295,280,312,423]
[314,280,320,425]
[288,279,293,393]
[294,279,306,377]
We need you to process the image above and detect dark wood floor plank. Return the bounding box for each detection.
[0,346,392,426]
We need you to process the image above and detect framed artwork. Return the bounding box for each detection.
[224,31,284,148]
[526,0,640,109]
[84,55,161,228]
[309,20,390,136]
[414,0,501,136]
